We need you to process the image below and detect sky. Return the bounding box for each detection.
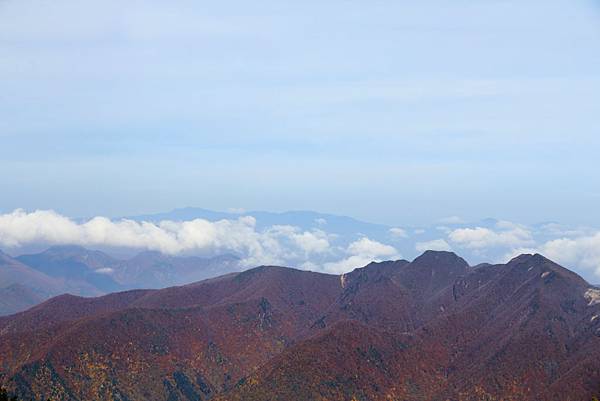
[1,0,600,226]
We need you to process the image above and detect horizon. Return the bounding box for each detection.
[1,206,599,282]
[2,243,594,283]
[8,245,600,307]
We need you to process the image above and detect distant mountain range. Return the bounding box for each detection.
[2,207,599,317]
[127,207,390,234]
[1,251,598,400]
[0,207,456,316]
[0,246,239,316]
[125,207,591,277]
[128,207,398,250]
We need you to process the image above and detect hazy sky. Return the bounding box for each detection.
[2,0,600,225]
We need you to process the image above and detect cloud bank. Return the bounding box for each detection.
[0,209,334,268]
[1,209,600,280]
[0,209,406,274]
[537,234,600,280]
[323,237,401,274]
[448,221,534,250]
[446,220,600,281]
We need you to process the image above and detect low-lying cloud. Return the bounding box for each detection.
[448,221,534,250]
[323,237,401,274]
[0,209,406,274]
[0,209,401,274]
[389,227,408,238]
[445,220,600,281]
[537,233,600,280]
[0,209,334,268]
[2,210,600,280]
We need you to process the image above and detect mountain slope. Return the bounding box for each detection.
[16,246,241,294]
[1,252,599,401]
[223,254,600,401]
[17,246,122,294]
[216,320,425,401]
[114,251,240,289]
[0,250,63,293]
[0,266,342,401]
[0,250,67,315]
[0,247,242,317]
[0,284,46,317]
[126,208,391,237]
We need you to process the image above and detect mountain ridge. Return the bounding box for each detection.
[0,247,241,316]
[1,251,599,400]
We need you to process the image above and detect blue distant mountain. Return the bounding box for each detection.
[127,207,391,236]
[125,208,579,279]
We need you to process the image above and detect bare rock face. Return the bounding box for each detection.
[586,288,600,306]
[1,251,599,401]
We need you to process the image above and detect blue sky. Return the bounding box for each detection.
[1,0,600,226]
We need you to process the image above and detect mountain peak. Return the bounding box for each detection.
[239,265,300,276]
[507,253,573,274]
[44,245,89,255]
[130,250,166,261]
[508,253,550,266]
[507,253,589,289]
[394,251,470,295]
[345,259,410,281]
[411,250,469,269]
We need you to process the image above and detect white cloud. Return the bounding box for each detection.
[0,209,332,269]
[448,222,534,250]
[265,225,331,256]
[389,227,408,238]
[291,230,330,254]
[438,216,465,225]
[494,232,600,281]
[323,237,400,274]
[494,220,525,231]
[323,255,379,275]
[501,247,539,263]
[537,233,600,280]
[315,218,327,226]
[347,237,398,257]
[0,209,393,275]
[415,239,452,253]
[95,267,115,275]
[536,222,591,238]
[3,209,600,281]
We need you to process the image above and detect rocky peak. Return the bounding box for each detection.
[410,250,469,271]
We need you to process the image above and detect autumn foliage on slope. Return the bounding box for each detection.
[1,251,599,401]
